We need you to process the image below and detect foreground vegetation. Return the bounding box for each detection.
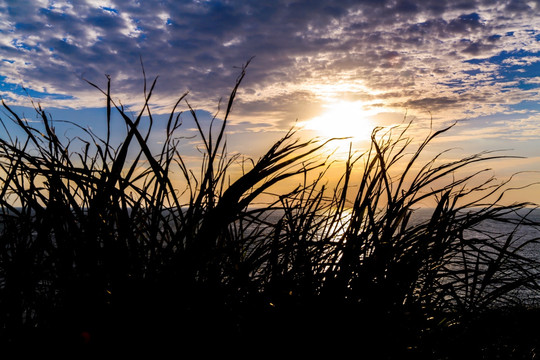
[1,63,540,357]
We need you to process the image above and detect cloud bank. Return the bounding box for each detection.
[0,0,539,129]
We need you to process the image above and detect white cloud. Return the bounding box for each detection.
[0,0,538,133]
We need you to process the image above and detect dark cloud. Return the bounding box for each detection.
[448,13,484,33]
[505,0,535,12]
[395,1,419,13]
[0,0,538,126]
[461,40,496,55]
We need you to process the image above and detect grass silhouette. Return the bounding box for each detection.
[1,61,540,358]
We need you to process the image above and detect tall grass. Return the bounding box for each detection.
[1,62,539,357]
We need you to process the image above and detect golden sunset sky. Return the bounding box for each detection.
[1,0,539,204]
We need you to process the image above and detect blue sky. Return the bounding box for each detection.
[0,0,539,203]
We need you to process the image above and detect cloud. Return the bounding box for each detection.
[0,0,538,130]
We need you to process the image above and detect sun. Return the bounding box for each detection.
[302,101,375,154]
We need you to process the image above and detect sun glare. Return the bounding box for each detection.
[303,101,375,154]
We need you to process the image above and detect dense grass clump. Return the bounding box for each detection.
[1,63,539,357]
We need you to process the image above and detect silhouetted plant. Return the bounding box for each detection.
[0,62,539,358]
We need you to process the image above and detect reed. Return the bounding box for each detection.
[0,62,539,357]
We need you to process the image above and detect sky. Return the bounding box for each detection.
[0,0,539,205]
